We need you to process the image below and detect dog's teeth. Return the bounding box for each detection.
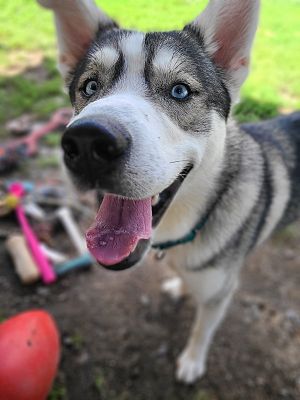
[152,194,160,206]
[131,242,138,253]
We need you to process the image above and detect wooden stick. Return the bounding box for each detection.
[6,235,40,284]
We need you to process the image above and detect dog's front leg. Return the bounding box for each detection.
[176,267,238,384]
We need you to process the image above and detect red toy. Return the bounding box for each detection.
[0,108,72,173]
[0,310,60,400]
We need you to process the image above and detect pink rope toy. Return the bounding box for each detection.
[7,108,72,157]
[9,182,56,284]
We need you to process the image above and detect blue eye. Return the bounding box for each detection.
[171,84,190,100]
[83,80,98,96]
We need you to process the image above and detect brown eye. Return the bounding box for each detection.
[83,80,98,96]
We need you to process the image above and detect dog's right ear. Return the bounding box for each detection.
[38,0,117,82]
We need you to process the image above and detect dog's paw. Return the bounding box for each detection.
[176,349,206,384]
[161,277,184,301]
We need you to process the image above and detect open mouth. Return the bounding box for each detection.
[86,165,192,270]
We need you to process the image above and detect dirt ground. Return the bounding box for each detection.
[0,128,300,400]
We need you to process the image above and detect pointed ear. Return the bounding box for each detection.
[38,0,117,82]
[185,0,260,102]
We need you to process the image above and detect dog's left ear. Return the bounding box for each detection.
[185,0,260,102]
[38,0,117,82]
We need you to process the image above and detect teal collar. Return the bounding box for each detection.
[152,213,209,251]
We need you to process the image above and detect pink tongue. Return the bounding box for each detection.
[86,194,152,266]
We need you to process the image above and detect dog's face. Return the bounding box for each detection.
[65,29,231,203]
[39,0,259,270]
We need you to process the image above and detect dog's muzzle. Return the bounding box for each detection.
[61,117,193,271]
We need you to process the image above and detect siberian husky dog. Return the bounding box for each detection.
[38,0,300,384]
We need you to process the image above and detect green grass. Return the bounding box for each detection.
[0,0,299,124]
[48,383,67,400]
[94,369,108,397]
[94,369,133,400]
[192,390,217,400]
[0,58,68,126]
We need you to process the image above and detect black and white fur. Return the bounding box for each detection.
[38,0,300,384]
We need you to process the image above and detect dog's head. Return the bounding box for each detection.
[39,0,259,270]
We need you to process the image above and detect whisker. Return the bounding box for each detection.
[169,159,190,164]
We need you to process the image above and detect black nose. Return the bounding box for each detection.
[61,119,130,174]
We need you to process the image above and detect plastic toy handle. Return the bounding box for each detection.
[15,206,56,284]
[57,207,87,255]
[9,182,56,284]
[55,253,93,276]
